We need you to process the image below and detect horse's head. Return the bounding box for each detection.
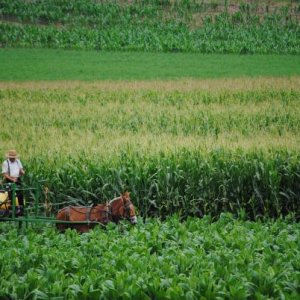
[109,192,137,225]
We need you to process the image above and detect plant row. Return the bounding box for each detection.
[22,150,300,220]
[1,1,297,25]
[0,0,299,53]
[1,88,299,139]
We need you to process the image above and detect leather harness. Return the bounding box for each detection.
[60,198,132,225]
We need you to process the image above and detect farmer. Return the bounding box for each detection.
[2,150,25,212]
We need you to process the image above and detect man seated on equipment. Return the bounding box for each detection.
[2,150,25,213]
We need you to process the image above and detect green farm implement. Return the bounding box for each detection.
[0,182,101,228]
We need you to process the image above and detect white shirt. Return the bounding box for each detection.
[2,159,23,178]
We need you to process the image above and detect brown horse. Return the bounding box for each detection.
[56,192,137,233]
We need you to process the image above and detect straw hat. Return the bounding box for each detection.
[6,149,19,159]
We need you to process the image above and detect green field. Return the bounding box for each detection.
[1,49,300,81]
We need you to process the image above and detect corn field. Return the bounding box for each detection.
[0,78,299,220]
[0,0,299,53]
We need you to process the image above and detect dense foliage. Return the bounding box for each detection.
[0,80,299,220]
[0,215,299,299]
[24,150,300,220]
[0,0,299,53]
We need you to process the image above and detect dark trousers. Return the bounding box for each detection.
[6,178,24,206]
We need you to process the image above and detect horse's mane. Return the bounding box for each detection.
[109,196,121,205]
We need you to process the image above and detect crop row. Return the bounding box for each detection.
[2,1,298,25]
[1,86,299,155]
[0,1,299,53]
[23,150,300,220]
[0,215,299,299]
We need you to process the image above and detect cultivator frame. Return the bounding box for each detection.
[0,182,102,228]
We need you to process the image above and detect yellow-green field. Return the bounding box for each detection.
[1,77,299,160]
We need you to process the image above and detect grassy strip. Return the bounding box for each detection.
[1,77,299,90]
[0,49,300,81]
[0,215,299,299]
